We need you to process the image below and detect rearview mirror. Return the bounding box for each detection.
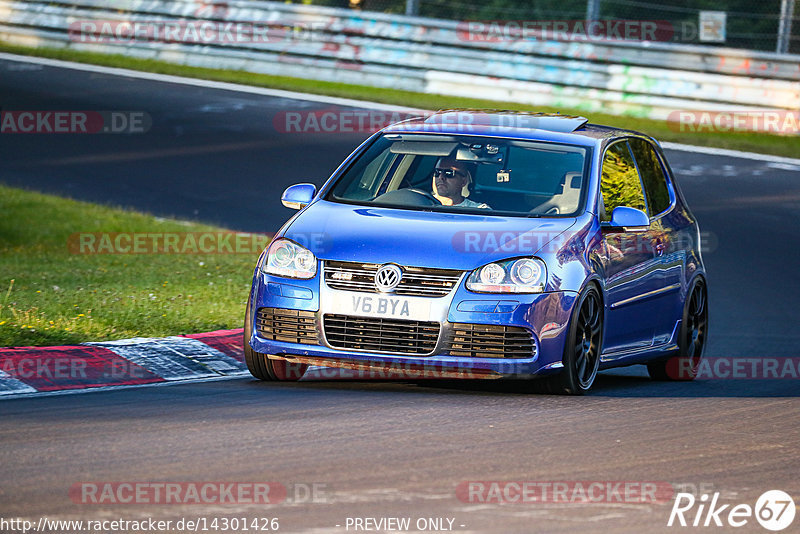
[606,206,649,231]
[281,183,316,210]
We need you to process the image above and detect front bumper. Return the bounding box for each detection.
[249,270,577,378]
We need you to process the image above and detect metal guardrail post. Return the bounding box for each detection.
[586,0,601,35]
[777,0,795,54]
[405,0,419,17]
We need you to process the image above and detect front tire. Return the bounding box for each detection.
[647,277,708,381]
[543,284,603,395]
[244,296,308,381]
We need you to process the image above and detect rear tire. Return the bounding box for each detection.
[244,296,308,381]
[542,284,603,395]
[647,277,708,381]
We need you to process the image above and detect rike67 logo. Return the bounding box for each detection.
[668,490,795,531]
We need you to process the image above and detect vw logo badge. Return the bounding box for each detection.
[374,264,402,292]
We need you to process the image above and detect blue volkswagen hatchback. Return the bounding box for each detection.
[244,111,708,394]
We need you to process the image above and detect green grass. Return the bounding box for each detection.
[1,41,798,158]
[0,185,261,347]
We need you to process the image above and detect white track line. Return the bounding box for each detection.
[3,51,799,166]
[660,142,800,166]
[0,52,418,113]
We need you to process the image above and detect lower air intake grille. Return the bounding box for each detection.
[446,323,535,359]
[256,308,318,345]
[323,314,440,355]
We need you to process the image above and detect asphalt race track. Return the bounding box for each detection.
[1,56,799,533]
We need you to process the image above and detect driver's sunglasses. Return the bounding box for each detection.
[434,168,464,179]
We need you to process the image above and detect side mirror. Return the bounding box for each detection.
[605,206,650,231]
[281,183,317,210]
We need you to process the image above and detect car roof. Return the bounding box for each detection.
[381,109,650,146]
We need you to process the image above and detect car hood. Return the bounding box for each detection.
[283,200,578,271]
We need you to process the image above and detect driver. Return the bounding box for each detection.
[433,157,490,209]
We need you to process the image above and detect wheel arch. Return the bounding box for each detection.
[579,276,605,310]
[684,271,708,302]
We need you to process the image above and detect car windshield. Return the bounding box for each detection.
[327,134,590,217]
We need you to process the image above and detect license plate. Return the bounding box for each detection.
[329,292,432,320]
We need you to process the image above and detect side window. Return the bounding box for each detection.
[600,141,646,221]
[629,138,671,216]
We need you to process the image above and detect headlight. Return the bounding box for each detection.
[466,258,546,293]
[261,239,317,279]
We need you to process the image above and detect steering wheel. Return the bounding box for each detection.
[406,188,442,206]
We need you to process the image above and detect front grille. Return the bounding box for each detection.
[256,307,318,345]
[324,261,462,298]
[446,323,535,359]
[323,314,440,355]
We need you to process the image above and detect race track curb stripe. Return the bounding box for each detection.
[0,328,247,399]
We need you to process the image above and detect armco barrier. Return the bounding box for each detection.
[0,0,798,129]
